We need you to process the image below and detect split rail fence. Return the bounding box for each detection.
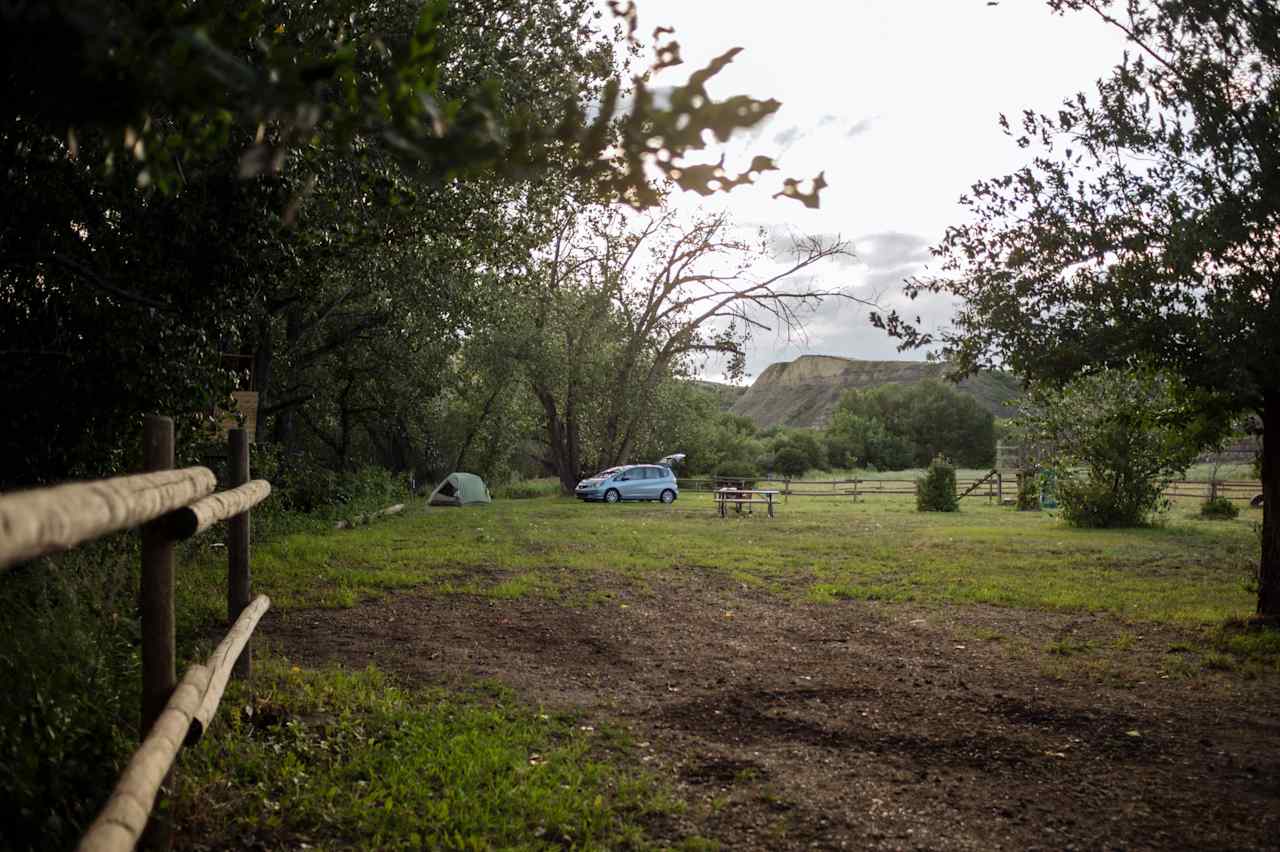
[0,417,272,852]
[678,475,1008,502]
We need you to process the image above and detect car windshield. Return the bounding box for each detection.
[593,467,622,479]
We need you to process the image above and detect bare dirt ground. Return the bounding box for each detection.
[264,570,1280,850]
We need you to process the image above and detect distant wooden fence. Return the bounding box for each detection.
[677,474,1262,505]
[678,476,1005,502]
[0,417,272,852]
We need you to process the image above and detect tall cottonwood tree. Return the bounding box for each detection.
[509,205,856,493]
[875,0,1280,615]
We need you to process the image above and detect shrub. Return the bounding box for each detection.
[916,455,959,512]
[1057,473,1164,528]
[491,478,561,500]
[773,446,810,478]
[713,460,759,480]
[1016,470,1040,511]
[1200,496,1240,520]
[1014,368,1208,528]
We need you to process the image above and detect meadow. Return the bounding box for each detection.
[178,489,1265,632]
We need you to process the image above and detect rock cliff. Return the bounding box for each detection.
[729,355,1021,429]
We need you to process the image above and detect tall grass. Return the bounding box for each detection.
[0,539,140,850]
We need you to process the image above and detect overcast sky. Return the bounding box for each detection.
[616,0,1132,382]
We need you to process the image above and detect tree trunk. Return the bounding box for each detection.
[453,385,504,473]
[1258,390,1280,617]
[535,386,577,494]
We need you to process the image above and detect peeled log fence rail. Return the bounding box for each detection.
[0,467,217,570]
[76,665,213,852]
[170,479,272,539]
[188,594,271,745]
[0,419,272,852]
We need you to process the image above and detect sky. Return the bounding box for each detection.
[612,0,1133,382]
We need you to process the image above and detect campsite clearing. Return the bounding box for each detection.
[175,493,1279,850]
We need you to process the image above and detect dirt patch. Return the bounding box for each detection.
[264,572,1280,850]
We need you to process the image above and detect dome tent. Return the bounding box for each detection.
[428,472,491,506]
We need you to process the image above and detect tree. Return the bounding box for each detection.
[513,204,855,493]
[1,0,832,488]
[1014,368,1204,526]
[768,429,827,473]
[875,0,1280,613]
[829,381,996,467]
[2,0,825,205]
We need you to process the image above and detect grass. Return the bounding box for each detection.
[175,661,684,851]
[178,492,1265,630]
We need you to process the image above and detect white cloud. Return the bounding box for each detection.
[598,0,1132,379]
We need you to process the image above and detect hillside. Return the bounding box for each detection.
[690,379,748,412]
[730,355,1022,429]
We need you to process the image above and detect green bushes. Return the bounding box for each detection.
[916,456,959,512]
[830,380,996,469]
[1015,368,1206,528]
[712,460,760,480]
[491,478,561,499]
[1200,496,1241,520]
[1055,475,1160,528]
[773,445,811,478]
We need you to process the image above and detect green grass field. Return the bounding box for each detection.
[179,491,1263,629]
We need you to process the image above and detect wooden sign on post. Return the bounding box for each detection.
[218,391,259,443]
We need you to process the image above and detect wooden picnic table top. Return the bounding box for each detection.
[715,488,780,495]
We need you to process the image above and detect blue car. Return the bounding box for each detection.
[575,464,679,504]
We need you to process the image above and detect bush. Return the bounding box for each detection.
[713,460,759,480]
[773,446,810,478]
[1014,368,1208,528]
[491,478,561,499]
[1016,470,1040,511]
[916,455,959,512]
[1057,473,1164,528]
[1200,496,1240,520]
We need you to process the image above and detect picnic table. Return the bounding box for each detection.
[715,487,780,518]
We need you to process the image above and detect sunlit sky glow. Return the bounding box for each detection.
[612,0,1132,382]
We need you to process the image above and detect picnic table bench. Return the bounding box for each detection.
[715,487,780,518]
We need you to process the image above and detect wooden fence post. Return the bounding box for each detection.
[140,415,176,851]
[227,429,252,678]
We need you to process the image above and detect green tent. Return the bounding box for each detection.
[428,472,491,506]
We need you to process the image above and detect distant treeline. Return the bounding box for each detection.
[667,379,998,479]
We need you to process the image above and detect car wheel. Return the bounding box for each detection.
[660,489,676,504]
[604,488,621,504]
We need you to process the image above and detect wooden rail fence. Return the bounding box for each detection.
[0,417,272,852]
